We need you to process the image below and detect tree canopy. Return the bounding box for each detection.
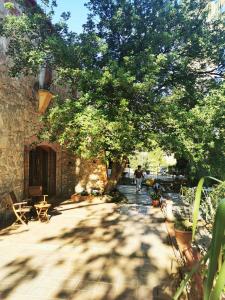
[0,0,224,181]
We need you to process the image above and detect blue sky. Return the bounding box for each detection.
[37,0,89,33]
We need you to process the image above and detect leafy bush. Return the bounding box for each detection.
[150,192,160,200]
[200,182,225,226]
[181,183,225,226]
[174,219,192,231]
[209,182,225,206]
[79,190,89,196]
[181,186,195,205]
[4,2,14,10]
[91,188,101,196]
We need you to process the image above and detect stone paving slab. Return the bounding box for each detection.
[0,186,179,300]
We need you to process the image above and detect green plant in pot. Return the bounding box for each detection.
[173,186,195,251]
[150,192,161,207]
[71,190,90,202]
[91,188,101,196]
[80,190,89,196]
[174,218,193,251]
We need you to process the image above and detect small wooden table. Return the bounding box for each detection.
[34,202,51,222]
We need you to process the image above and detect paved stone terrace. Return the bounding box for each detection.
[0,185,179,300]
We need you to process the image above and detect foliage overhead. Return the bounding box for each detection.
[128,148,176,172]
[0,0,224,177]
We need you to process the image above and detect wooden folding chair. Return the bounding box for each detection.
[9,191,30,206]
[0,193,31,228]
[28,186,48,203]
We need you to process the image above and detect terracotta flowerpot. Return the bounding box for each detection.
[71,194,94,202]
[152,199,160,207]
[174,227,192,251]
[38,89,53,113]
[80,195,94,201]
[71,194,81,202]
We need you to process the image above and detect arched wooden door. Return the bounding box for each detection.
[29,146,56,195]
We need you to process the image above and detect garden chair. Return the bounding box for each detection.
[0,192,31,229]
[9,191,30,205]
[28,186,48,203]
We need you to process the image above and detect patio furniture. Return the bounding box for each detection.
[28,186,48,204]
[34,202,51,222]
[0,192,31,228]
[28,186,50,221]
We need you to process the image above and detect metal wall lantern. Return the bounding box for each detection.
[38,89,53,113]
[38,62,53,114]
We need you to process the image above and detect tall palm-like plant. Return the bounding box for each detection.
[174,177,225,300]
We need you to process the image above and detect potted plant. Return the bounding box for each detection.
[91,187,102,196]
[71,193,80,202]
[172,186,196,250]
[71,190,94,202]
[174,218,193,251]
[80,190,94,201]
[150,192,161,207]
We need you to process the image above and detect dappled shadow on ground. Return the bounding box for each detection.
[57,202,106,213]
[0,257,39,299]
[47,196,71,207]
[39,203,179,299]
[0,192,179,300]
[0,226,28,237]
[0,211,16,231]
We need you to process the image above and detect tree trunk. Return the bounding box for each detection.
[104,157,127,193]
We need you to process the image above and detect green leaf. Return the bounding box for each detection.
[4,2,15,10]
[204,198,225,300]
[173,252,209,300]
[207,177,223,184]
[210,259,225,300]
[192,176,223,241]
[192,177,204,241]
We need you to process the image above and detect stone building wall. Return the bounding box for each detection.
[0,63,77,199]
[74,157,107,194]
[0,1,34,199]
[0,0,77,199]
[61,150,76,197]
[0,63,37,199]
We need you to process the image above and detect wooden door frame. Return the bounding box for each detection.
[24,142,62,197]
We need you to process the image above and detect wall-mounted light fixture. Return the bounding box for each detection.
[38,89,53,113]
[38,60,53,114]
